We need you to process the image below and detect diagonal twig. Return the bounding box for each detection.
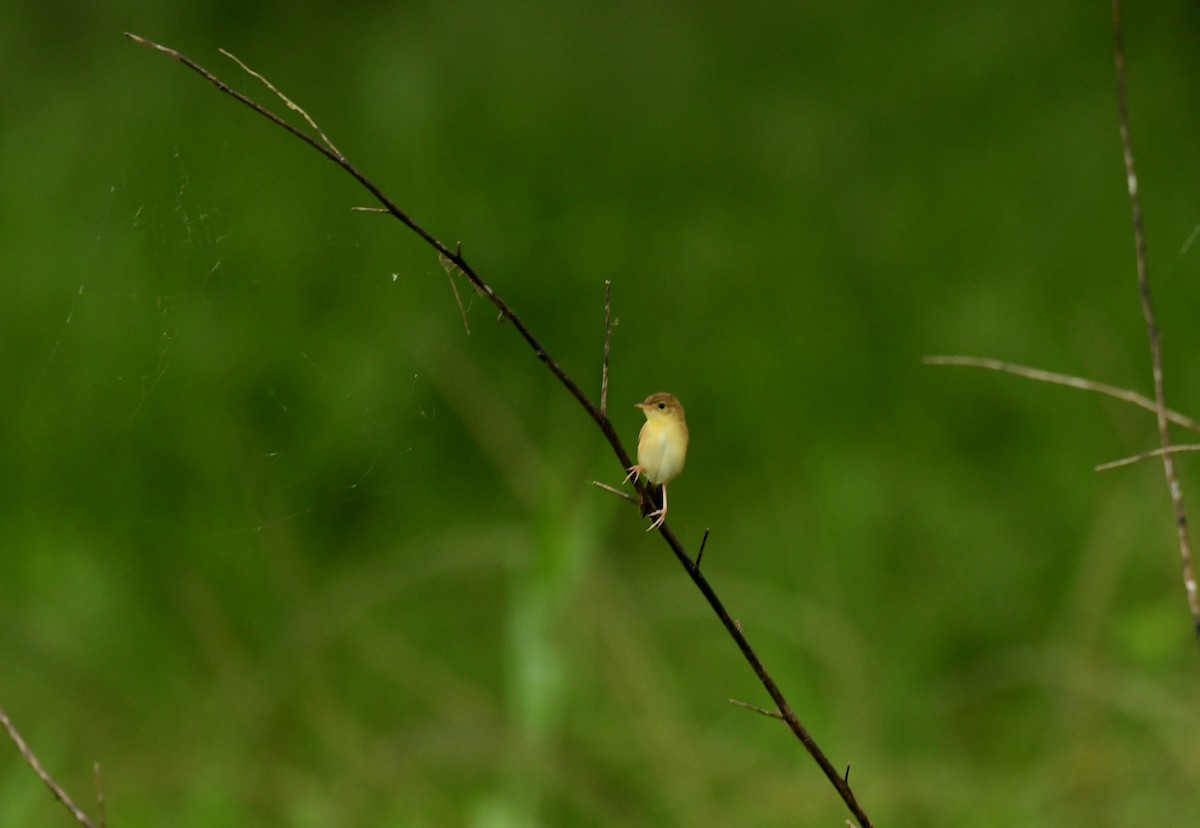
[0,707,97,828]
[125,33,876,826]
[1111,0,1200,642]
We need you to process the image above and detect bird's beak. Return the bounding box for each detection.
[634,402,649,411]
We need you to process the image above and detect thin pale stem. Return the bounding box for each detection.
[923,355,1200,433]
[590,479,639,504]
[0,707,96,828]
[1111,0,1200,642]
[1096,444,1200,472]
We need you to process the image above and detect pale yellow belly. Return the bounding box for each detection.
[638,421,686,484]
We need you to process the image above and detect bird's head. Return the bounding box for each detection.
[635,392,686,423]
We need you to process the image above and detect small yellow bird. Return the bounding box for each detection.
[625,392,689,530]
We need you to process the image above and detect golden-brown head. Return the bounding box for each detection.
[635,392,686,421]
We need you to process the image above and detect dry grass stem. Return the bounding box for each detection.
[1096,444,1200,472]
[923,355,1200,433]
[1112,0,1200,641]
[0,707,96,828]
[219,48,343,157]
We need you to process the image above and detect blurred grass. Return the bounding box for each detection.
[3,1,1200,826]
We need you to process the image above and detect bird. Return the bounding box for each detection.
[624,392,689,530]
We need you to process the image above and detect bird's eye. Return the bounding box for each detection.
[657,402,666,410]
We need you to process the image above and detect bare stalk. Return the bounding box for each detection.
[0,707,97,828]
[125,33,875,826]
[1111,0,1200,641]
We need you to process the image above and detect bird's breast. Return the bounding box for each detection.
[637,419,688,484]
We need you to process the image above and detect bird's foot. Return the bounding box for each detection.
[645,507,667,532]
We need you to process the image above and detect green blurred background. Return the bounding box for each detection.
[3,1,1199,825]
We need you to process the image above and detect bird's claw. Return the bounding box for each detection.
[625,464,667,530]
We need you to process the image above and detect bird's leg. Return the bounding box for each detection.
[646,484,668,531]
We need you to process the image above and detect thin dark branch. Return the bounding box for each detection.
[0,707,96,828]
[125,34,875,827]
[653,519,871,819]
[1111,1,1200,642]
[923,355,1200,433]
[696,527,711,569]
